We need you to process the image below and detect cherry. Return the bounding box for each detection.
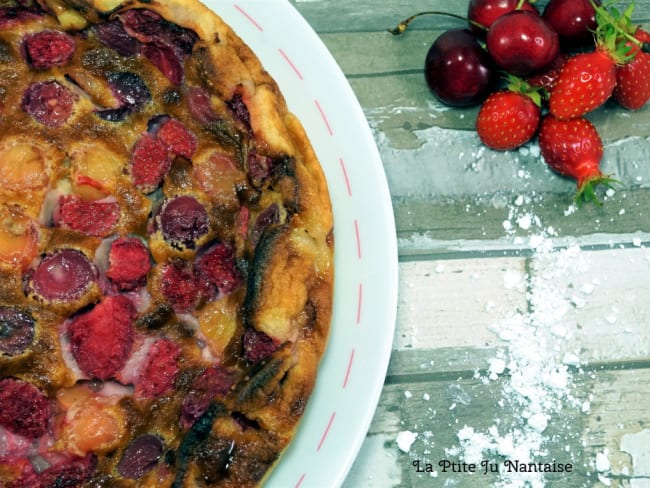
[468,0,538,35]
[424,29,497,107]
[543,0,600,46]
[486,10,560,76]
[117,434,163,479]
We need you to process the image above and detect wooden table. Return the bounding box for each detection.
[290,0,650,486]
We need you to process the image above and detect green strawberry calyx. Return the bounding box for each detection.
[505,74,543,107]
[592,0,644,64]
[575,174,622,206]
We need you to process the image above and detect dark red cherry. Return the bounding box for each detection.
[117,434,163,479]
[543,0,600,46]
[0,307,35,356]
[486,10,560,76]
[28,249,95,302]
[424,29,497,107]
[468,0,538,35]
[159,196,209,249]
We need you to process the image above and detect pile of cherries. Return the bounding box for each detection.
[391,0,600,107]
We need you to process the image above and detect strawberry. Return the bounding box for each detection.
[476,77,541,151]
[614,27,650,109]
[548,48,617,120]
[548,2,636,120]
[538,114,618,204]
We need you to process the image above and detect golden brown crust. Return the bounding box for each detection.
[0,0,333,486]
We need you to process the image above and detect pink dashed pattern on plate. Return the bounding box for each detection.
[228,3,396,487]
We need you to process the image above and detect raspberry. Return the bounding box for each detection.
[106,237,151,291]
[0,378,50,438]
[156,118,197,158]
[24,30,76,69]
[130,134,171,193]
[68,295,136,380]
[135,338,181,398]
[160,261,212,313]
[54,195,120,237]
[196,242,243,294]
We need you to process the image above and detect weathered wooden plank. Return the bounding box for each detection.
[291,0,470,33]
[344,367,650,487]
[319,31,433,76]
[391,247,650,375]
[292,0,650,33]
[393,257,526,351]
[349,73,650,144]
[393,191,650,250]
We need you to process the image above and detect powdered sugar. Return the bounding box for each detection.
[395,201,598,486]
[396,430,419,454]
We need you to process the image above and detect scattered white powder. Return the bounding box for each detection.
[595,449,611,472]
[396,430,418,453]
[488,357,506,380]
[397,200,607,487]
[527,413,549,434]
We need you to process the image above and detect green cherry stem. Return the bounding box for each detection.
[387,11,486,36]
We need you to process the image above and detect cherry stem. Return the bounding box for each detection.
[387,11,486,36]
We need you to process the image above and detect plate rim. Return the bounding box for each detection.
[206,2,399,486]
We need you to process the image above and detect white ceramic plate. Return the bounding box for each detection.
[202,1,399,487]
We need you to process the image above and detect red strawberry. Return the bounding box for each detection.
[538,114,618,204]
[548,48,617,120]
[476,78,541,151]
[548,3,637,120]
[614,28,650,110]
